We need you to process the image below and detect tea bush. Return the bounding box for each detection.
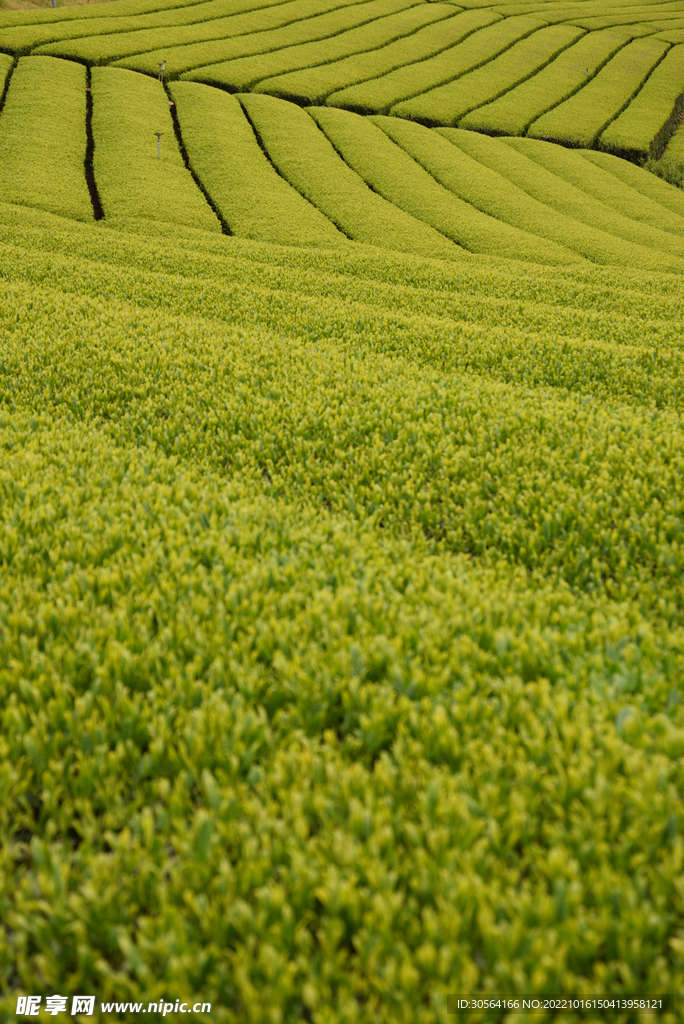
[0,56,92,222]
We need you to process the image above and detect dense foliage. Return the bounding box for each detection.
[0,55,92,221]
[1,198,684,1021]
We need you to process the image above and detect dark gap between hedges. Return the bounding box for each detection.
[164,80,232,235]
[594,43,674,163]
[0,55,17,118]
[85,67,104,221]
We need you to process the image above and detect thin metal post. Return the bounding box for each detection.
[154,131,164,159]
[158,61,166,83]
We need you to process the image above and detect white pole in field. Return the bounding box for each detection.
[154,131,164,159]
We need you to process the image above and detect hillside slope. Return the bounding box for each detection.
[1,199,684,1019]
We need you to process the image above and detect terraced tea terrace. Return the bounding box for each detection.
[1,0,684,1019]
[4,0,684,170]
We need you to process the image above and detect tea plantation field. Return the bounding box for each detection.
[6,0,684,172]
[2,0,684,1020]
